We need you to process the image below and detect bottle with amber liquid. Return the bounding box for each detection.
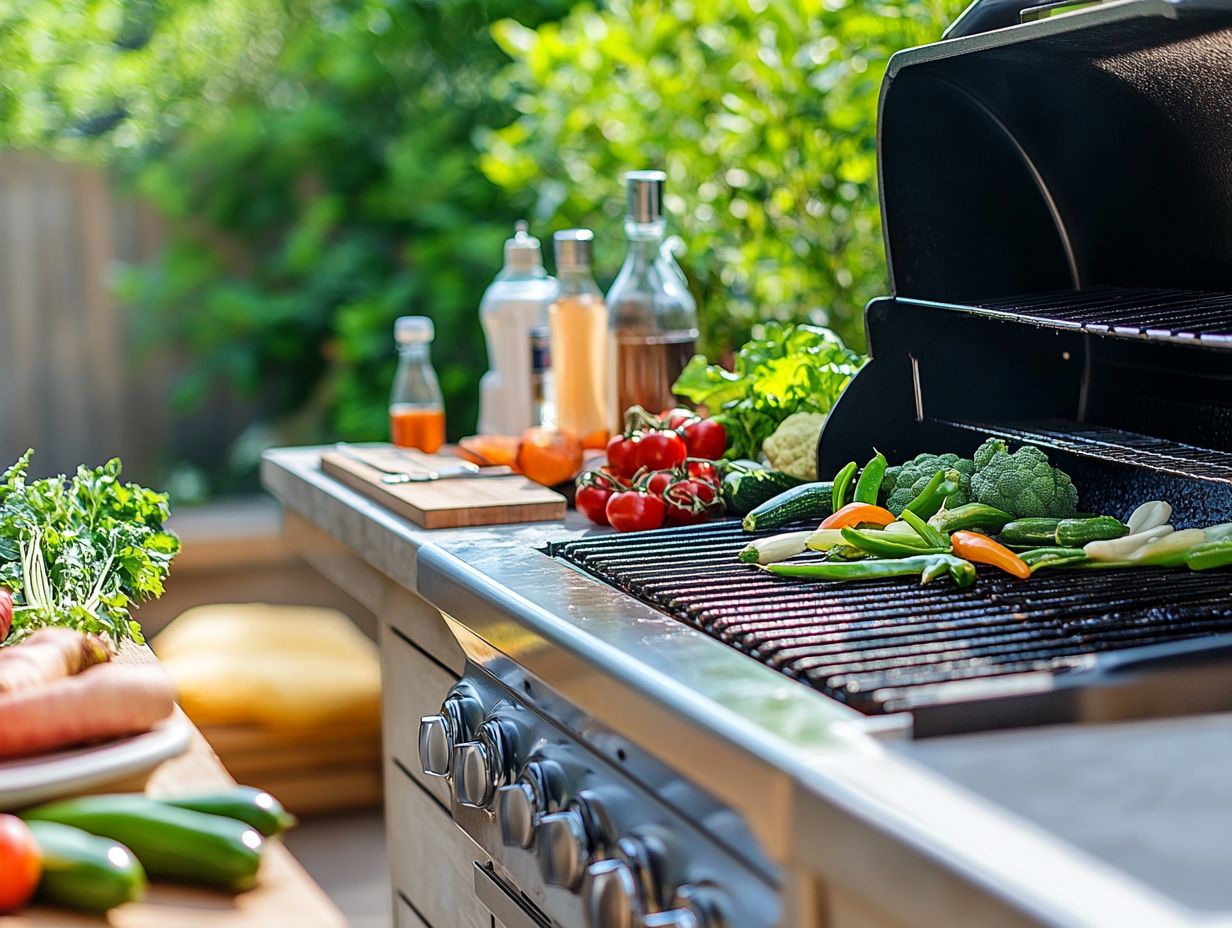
[606,170,698,424]
[549,230,610,448]
[389,315,446,453]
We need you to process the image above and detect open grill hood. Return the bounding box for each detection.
[553,1,1232,738]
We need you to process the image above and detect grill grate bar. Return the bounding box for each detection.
[552,521,1232,714]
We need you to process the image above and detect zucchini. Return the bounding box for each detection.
[742,482,835,532]
[157,787,296,838]
[1055,516,1129,547]
[27,821,145,913]
[721,469,806,516]
[1000,518,1061,546]
[23,795,265,890]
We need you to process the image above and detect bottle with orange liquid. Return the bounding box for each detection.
[389,316,446,453]
[549,230,611,449]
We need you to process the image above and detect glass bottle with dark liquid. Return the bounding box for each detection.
[606,170,698,424]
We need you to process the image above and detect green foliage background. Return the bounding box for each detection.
[0,0,962,495]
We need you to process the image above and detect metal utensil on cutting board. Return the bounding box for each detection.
[333,443,514,484]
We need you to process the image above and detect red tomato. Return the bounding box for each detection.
[645,470,674,498]
[664,478,721,525]
[605,433,642,479]
[0,590,11,642]
[682,417,727,460]
[0,815,40,913]
[658,407,698,430]
[576,471,623,526]
[685,460,719,487]
[635,430,687,472]
[605,490,666,532]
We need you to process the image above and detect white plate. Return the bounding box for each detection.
[0,716,193,810]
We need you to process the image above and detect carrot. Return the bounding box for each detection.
[0,664,177,759]
[0,629,111,696]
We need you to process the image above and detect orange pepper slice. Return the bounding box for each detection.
[950,531,1030,579]
[819,502,897,531]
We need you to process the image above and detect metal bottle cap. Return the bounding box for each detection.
[505,220,545,274]
[395,315,434,345]
[626,170,666,223]
[554,229,595,272]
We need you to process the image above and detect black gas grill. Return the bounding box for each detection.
[557,1,1232,735]
[550,523,1232,732]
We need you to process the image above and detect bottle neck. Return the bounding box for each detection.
[622,218,665,263]
[555,266,600,296]
[397,342,432,361]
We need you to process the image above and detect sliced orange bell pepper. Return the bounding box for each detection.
[819,502,897,531]
[950,531,1030,579]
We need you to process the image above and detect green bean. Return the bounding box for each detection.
[1187,539,1232,571]
[899,508,951,550]
[767,553,976,587]
[1018,547,1088,573]
[853,451,887,505]
[840,527,946,559]
[902,469,961,520]
[831,461,858,513]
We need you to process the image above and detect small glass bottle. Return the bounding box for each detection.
[529,325,555,428]
[389,315,446,453]
[606,170,698,423]
[549,230,610,447]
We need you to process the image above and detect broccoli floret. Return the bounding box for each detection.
[970,442,1078,518]
[881,452,975,515]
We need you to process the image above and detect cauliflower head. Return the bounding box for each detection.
[881,453,974,515]
[970,441,1078,518]
[763,412,826,481]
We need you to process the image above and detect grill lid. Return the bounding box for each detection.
[879,1,1232,303]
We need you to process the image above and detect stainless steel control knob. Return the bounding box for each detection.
[584,858,642,928]
[642,885,722,928]
[496,781,538,848]
[452,740,494,808]
[538,808,590,890]
[417,715,451,778]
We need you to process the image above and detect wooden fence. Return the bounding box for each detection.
[0,153,251,486]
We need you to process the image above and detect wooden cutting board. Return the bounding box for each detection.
[320,445,566,528]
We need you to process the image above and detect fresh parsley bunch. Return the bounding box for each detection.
[671,323,865,461]
[0,451,180,647]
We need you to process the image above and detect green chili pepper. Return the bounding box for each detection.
[1019,547,1089,572]
[853,451,887,506]
[902,469,961,520]
[767,553,976,587]
[1187,539,1232,571]
[832,461,858,513]
[899,508,951,550]
[840,527,946,559]
[928,503,1012,535]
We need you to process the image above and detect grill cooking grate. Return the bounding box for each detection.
[960,286,1232,344]
[550,522,1232,715]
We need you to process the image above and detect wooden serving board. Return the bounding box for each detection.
[320,445,566,529]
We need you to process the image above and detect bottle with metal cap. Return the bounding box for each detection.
[478,221,557,435]
[549,229,611,447]
[606,170,698,423]
[389,315,446,452]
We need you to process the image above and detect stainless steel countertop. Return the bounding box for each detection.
[262,448,1232,928]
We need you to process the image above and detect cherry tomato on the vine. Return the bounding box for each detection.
[645,470,674,498]
[658,407,698,431]
[605,433,642,479]
[682,417,727,461]
[606,490,666,533]
[685,460,719,487]
[635,430,687,472]
[664,478,721,525]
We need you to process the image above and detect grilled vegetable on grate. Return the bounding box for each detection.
[768,553,977,587]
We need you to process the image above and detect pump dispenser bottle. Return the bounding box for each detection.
[477,222,557,435]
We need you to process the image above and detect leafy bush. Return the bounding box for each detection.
[481,0,965,353]
[0,0,569,493]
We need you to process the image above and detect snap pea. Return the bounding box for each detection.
[899,508,951,550]
[853,451,887,505]
[831,462,858,513]
[902,469,961,520]
[929,503,1012,535]
[768,553,976,587]
[1187,539,1232,571]
[1019,547,1088,572]
[840,527,946,559]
